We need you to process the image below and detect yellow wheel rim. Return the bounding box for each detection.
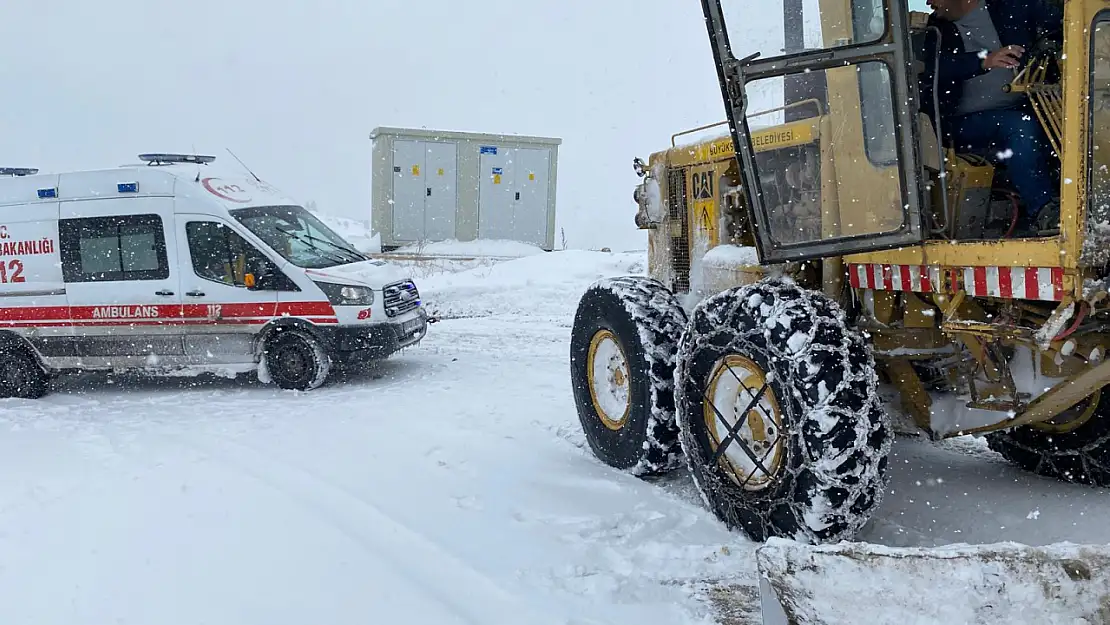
[1031,389,1101,434]
[704,355,785,491]
[587,329,632,431]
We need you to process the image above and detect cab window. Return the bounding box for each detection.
[1088,17,1110,262]
[186,221,270,287]
[724,0,891,83]
[860,63,899,165]
[59,214,169,282]
[852,0,887,42]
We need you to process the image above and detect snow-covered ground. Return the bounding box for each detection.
[310,210,382,255]
[2,247,1110,624]
[393,238,549,259]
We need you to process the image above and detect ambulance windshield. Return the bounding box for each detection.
[230,205,368,269]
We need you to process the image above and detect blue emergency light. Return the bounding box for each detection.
[117,182,139,193]
[0,167,38,177]
[37,188,57,199]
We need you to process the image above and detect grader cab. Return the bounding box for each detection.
[571,0,1110,620]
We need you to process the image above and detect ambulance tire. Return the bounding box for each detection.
[0,342,50,399]
[263,328,331,391]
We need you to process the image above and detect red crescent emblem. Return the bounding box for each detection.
[202,177,252,203]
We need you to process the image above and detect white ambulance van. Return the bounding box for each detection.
[0,154,427,398]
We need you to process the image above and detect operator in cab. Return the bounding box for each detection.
[919,0,1063,237]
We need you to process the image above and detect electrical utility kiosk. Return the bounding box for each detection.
[369,127,561,252]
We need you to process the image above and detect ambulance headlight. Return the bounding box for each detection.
[314,281,374,306]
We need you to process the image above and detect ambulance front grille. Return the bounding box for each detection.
[383,280,421,317]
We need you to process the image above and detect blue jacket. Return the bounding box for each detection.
[918,0,1063,142]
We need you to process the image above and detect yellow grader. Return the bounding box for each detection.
[570,0,1110,620]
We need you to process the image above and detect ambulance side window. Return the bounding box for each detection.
[59,214,169,283]
[186,221,270,287]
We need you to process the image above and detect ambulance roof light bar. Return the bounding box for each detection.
[138,154,216,166]
[0,168,39,177]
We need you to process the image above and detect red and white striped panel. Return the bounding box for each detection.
[847,263,1065,302]
[960,266,1064,301]
[848,264,939,294]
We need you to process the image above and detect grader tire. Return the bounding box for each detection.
[986,390,1110,486]
[675,278,893,544]
[570,276,688,476]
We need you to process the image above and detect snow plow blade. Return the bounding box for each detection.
[751,538,1110,624]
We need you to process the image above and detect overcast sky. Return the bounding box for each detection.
[1,1,753,251]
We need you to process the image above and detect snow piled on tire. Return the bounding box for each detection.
[595,276,689,475]
[675,277,893,544]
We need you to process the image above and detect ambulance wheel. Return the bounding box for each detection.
[674,278,893,544]
[263,328,331,391]
[570,276,688,476]
[0,343,49,399]
[986,389,1110,486]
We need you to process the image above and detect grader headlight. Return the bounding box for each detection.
[632,163,663,230]
[633,182,653,229]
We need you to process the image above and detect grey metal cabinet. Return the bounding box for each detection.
[476,145,551,247]
[370,127,560,251]
[391,140,458,242]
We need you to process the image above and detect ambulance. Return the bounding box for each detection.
[0,154,428,398]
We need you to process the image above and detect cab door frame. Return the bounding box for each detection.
[700,0,927,264]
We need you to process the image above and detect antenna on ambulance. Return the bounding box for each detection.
[226,148,262,183]
[224,147,295,202]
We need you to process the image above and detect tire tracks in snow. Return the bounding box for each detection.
[153,427,605,625]
[7,386,601,623]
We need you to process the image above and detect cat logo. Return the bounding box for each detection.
[692,171,714,200]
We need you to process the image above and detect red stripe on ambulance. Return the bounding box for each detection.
[0,301,337,327]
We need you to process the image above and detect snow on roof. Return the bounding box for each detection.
[0,160,301,212]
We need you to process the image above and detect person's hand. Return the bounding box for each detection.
[982,45,1024,70]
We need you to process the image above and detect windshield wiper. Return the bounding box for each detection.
[277,227,368,263]
[275,227,354,266]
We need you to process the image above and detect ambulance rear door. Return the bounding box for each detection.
[0,183,71,366]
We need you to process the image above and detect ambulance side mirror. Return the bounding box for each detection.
[246,270,285,291]
[245,272,274,291]
[246,272,275,291]
[243,251,296,292]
